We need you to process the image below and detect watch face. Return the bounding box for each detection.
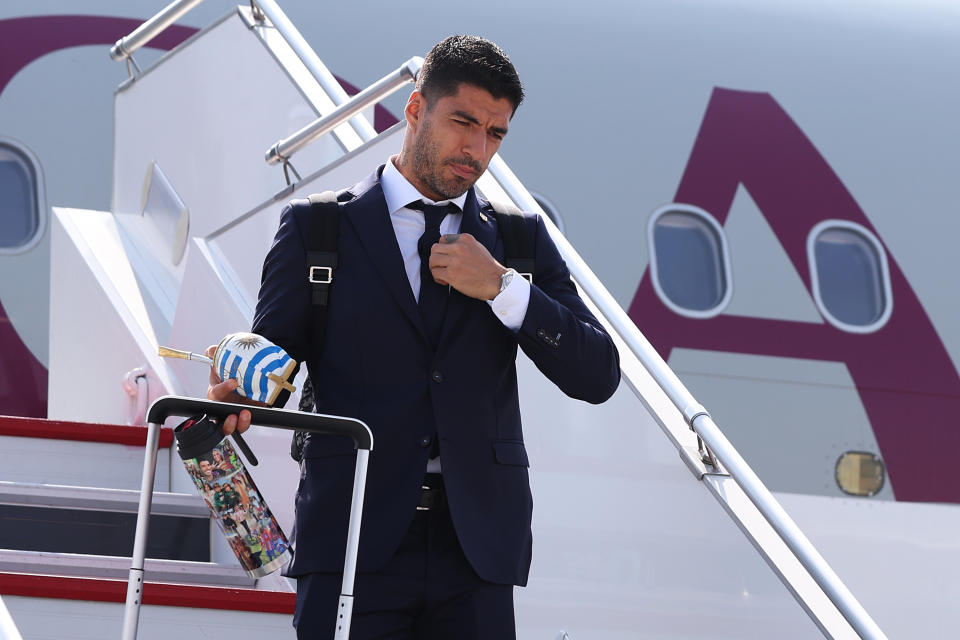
[501,270,514,293]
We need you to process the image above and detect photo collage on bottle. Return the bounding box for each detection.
[183,439,290,575]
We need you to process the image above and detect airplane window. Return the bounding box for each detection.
[649,205,731,318]
[0,143,40,250]
[809,221,891,332]
[835,451,885,497]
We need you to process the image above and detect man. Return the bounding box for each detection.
[198,458,223,482]
[208,35,620,638]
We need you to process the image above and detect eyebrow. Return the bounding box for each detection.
[452,110,508,137]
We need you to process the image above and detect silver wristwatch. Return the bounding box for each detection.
[499,268,517,294]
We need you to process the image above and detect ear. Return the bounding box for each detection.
[405,90,426,132]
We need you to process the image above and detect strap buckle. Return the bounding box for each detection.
[308,266,333,284]
[416,484,431,511]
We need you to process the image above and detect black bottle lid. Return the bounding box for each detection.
[173,414,225,461]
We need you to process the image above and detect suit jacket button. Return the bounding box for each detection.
[431,370,443,383]
[420,435,432,448]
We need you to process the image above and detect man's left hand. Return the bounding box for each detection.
[428,233,506,301]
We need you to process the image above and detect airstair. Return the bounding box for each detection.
[1,1,888,638]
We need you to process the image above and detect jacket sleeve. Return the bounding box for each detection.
[250,201,312,404]
[516,214,621,404]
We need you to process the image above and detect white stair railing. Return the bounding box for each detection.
[485,155,887,640]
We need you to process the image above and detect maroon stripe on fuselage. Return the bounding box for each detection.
[0,15,197,99]
[0,298,46,418]
[0,414,173,447]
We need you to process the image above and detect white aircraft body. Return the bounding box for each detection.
[0,1,958,638]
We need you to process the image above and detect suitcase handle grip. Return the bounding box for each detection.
[146,395,373,450]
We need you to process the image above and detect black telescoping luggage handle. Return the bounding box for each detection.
[147,395,374,452]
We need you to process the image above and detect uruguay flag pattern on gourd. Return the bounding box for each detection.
[214,332,297,405]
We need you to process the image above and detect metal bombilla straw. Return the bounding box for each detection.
[157,345,258,465]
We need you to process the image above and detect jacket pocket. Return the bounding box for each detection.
[492,440,529,467]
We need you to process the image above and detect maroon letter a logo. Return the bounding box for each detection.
[628,88,960,503]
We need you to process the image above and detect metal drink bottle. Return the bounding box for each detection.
[174,414,291,578]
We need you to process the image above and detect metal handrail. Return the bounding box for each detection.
[109,0,204,61]
[485,155,886,640]
[253,0,377,142]
[266,57,422,166]
[109,0,377,143]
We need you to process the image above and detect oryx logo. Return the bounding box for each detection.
[629,88,960,503]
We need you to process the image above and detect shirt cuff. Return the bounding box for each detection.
[487,272,531,331]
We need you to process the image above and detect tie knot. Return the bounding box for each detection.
[408,200,458,229]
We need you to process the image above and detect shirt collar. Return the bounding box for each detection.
[381,156,467,215]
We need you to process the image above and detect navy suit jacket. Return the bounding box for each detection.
[252,166,620,586]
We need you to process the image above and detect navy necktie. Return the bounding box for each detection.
[409,201,458,347]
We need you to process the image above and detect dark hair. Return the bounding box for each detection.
[417,35,524,113]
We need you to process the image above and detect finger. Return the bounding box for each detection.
[430,242,451,256]
[236,409,252,434]
[431,266,449,286]
[440,233,461,244]
[206,346,222,386]
[429,252,451,269]
[208,377,239,401]
[221,413,238,436]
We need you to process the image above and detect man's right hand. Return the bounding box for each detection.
[204,344,268,436]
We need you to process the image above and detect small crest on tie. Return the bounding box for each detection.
[479,211,489,223]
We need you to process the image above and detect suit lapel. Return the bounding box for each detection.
[343,173,429,343]
[437,188,499,348]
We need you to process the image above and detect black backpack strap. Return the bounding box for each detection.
[306,191,340,349]
[292,191,339,461]
[488,199,536,284]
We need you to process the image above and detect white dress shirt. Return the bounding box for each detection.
[379,158,530,329]
[379,158,531,472]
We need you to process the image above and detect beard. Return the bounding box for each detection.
[411,116,484,200]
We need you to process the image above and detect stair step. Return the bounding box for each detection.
[0,416,175,491]
[0,482,212,562]
[0,416,174,447]
[0,549,253,587]
[0,481,207,517]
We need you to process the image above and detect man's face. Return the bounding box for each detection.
[200,460,214,479]
[405,83,513,200]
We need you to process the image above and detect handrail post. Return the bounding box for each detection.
[252,0,377,142]
[110,0,205,63]
[265,57,422,168]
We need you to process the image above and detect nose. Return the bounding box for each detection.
[462,126,486,159]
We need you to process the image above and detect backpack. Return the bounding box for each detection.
[290,191,538,461]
